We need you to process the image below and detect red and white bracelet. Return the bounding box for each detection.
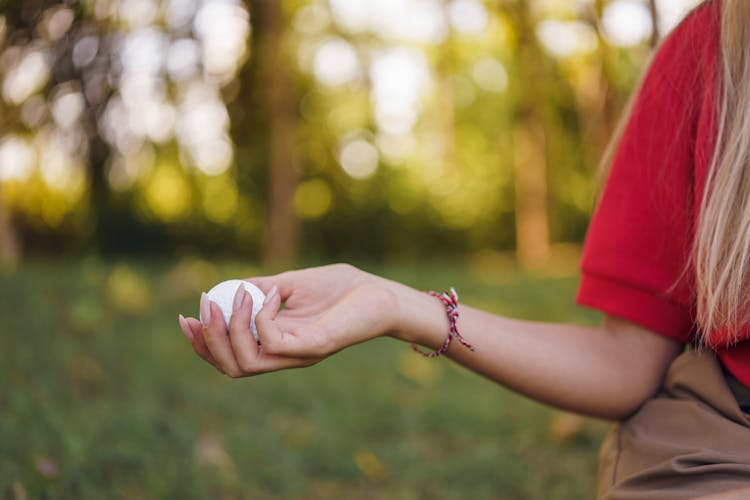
[411,287,475,358]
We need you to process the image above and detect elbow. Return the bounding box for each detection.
[554,373,663,421]
[592,317,683,421]
[588,363,671,421]
[595,391,657,421]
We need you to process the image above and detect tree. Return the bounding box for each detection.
[508,0,552,270]
[0,0,116,255]
[246,0,299,266]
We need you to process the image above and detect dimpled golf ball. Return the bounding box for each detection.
[201,280,266,340]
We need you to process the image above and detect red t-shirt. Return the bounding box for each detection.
[576,0,750,388]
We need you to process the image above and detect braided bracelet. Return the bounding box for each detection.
[411,287,475,358]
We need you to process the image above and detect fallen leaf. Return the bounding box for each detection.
[34,455,60,479]
[548,412,584,443]
[10,481,26,500]
[354,448,387,481]
[194,434,236,477]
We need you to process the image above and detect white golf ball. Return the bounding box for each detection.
[201,279,266,340]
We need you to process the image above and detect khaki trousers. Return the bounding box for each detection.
[597,349,750,499]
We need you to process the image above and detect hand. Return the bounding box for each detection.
[178,264,398,377]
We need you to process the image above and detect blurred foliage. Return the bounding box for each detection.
[1,257,609,498]
[0,0,699,263]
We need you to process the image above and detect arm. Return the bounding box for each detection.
[179,264,682,421]
[389,278,682,420]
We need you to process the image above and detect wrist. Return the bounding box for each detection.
[379,278,449,349]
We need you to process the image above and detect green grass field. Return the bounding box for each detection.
[1,257,609,499]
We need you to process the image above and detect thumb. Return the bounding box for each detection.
[259,285,281,321]
[254,286,284,349]
[255,288,327,357]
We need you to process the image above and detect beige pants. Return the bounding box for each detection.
[597,349,750,499]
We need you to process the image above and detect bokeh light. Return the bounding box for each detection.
[0,135,35,181]
[0,0,705,261]
[471,57,508,93]
[141,162,192,222]
[294,178,333,218]
[2,49,50,105]
[601,0,653,47]
[448,0,488,35]
[313,38,360,87]
[370,48,430,134]
[339,136,379,179]
[536,20,598,58]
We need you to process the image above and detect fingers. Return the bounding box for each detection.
[179,314,224,373]
[246,272,294,301]
[228,288,261,373]
[179,289,321,378]
[249,286,286,353]
[254,289,333,358]
[228,288,319,373]
[178,313,193,341]
[200,294,244,377]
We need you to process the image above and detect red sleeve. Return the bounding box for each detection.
[576,2,719,343]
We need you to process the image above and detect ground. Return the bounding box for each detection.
[1,257,608,499]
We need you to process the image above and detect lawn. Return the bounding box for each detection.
[1,256,609,499]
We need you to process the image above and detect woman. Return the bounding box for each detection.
[179,1,750,497]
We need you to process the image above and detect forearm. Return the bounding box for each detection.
[183,263,680,412]
[384,279,681,420]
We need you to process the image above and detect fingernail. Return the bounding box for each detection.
[200,292,211,323]
[178,314,193,340]
[233,285,244,312]
[264,285,278,305]
[242,290,251,309]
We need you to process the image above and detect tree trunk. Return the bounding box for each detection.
[87,134,112,252]
[250,0,299,266]
[509,0,550,270]
[513,118,549,269]
[647,0,660,48]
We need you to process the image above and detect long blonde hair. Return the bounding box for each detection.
[694,0,750,345]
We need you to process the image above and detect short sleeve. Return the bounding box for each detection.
[576,3,718,342]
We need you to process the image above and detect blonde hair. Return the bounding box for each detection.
[694,0,750,345]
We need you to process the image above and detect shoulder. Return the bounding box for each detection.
[628,1,718,143]
[650,0,719,87]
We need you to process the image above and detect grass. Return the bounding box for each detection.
[1,256,609,499]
